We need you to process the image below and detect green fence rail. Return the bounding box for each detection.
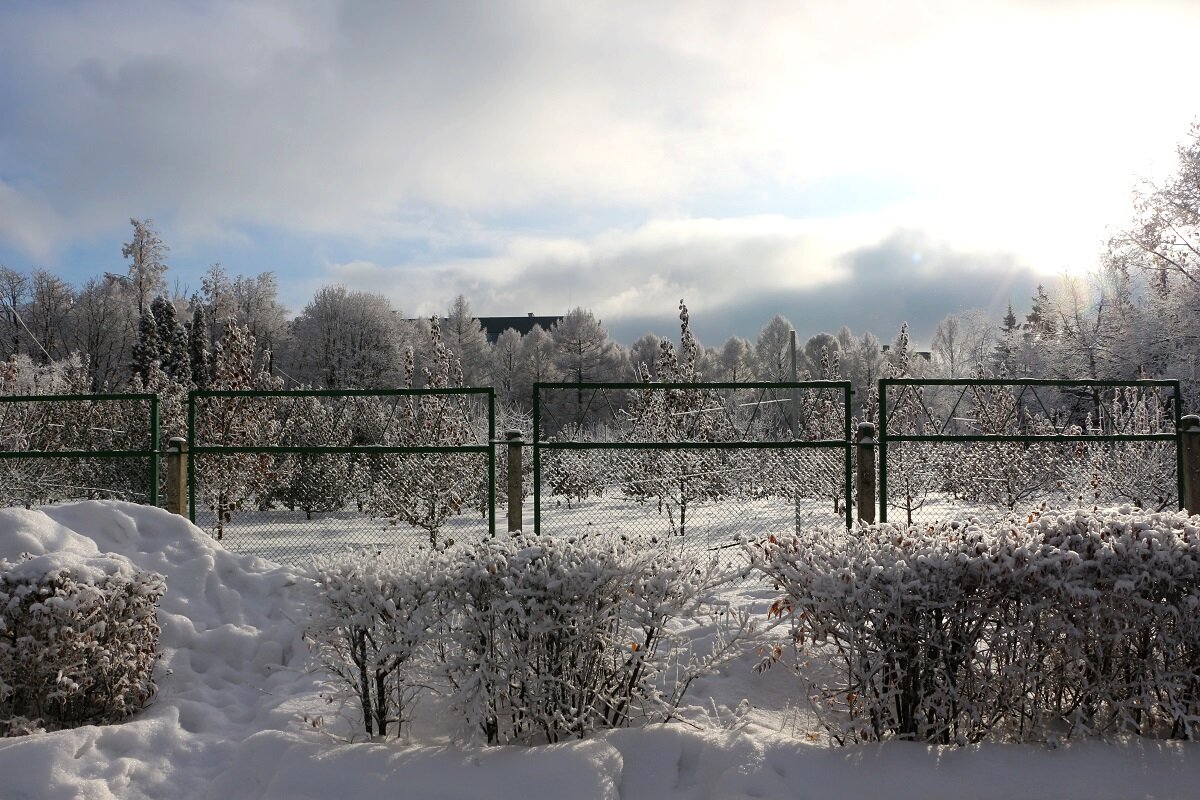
[532,382,854,563]
[186,388,495,564]
[878,378,1183,524]
[0,393,160,507]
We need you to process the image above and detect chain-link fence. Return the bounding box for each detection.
[878,379,1182,526]
[0,393,160,508]
[533,381,852,574]
[187,388,495,565]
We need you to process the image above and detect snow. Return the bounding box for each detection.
[2,500,1199,799]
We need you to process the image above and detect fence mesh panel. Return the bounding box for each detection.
[878,379,1181,526]
[0,394,158,507]
[188,389,494,566]
[534,382,852,576]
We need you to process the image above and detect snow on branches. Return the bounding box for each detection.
[620,300,739,536]
[365,317,484,547]
[303,531,752,744]
[747,507,1200,744]
[0,551,164,735]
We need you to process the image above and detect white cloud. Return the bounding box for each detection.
[321,213,1000,325]
[0,0,1196,286]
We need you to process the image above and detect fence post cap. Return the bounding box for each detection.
[857,421,876,439]
[1182,414,1200,432]
[167,436,187,449]
[504,430,523,441]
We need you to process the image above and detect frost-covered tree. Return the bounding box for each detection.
[490,328,523,407]
[194,265,289,363]
[26,271,75,365]
[875,323,940,524]
[193,320,285,539]
[68,276,137,391]
[281,285,406,388]
[149,296,189,383]
[755,314,794,381]
[274,395,363,519]
[443,295,491,387]
[366,317,479,547]
[620,301,737,536]
[629,333,663,379]
[121,219,168,316]
[711,335,756,383]
[518,324,558,399]
[0,266,29,359]
[188,305,210,390]
[550,308,622,427]
[552,307,621,384]
[129,306,161,386]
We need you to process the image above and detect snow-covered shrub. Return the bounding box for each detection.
[746,508,1200,744]
[304,550,445,739]
[0,552,164,735]
[440,533,750,744]
[303,532,751,745]
[541,435,608,508]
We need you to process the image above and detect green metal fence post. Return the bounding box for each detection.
[149,394,160,507]
[878,381,888,524]
[533,383,542,535]
[187,390,197,523]
[488,389,496,536]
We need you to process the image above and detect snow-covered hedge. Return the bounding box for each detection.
[0,552,164,736]
[746,508,1200,744]
[304,534,751,745]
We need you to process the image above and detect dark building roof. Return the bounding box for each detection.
[477,313,563,343]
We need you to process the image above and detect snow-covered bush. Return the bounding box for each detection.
[746,508,1200,744]
[0,552,164,735]
[440,533,750,744]
[303,532,751,745]
[305,550,444,739]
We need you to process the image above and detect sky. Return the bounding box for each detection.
[1,0,1198,347]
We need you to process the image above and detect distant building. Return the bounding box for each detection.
[477,313,563,344]
[881,344,932,361]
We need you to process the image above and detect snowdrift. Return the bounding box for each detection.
[0,501,1197,800]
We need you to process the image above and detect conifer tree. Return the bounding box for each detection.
[188,305,210,390]
[130,307,160,385]
[150,295,189,383]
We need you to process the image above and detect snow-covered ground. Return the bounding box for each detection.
[2,501,1199,800]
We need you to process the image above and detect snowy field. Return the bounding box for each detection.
[2,501,1199,799]
[199,492,1067,568]
[194,494,847,580]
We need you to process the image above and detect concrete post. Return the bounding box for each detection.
[165,436,188,517]
[856,422,876,525]
[1180,415,1200,514]
[506,430,523,532]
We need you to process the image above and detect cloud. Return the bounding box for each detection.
[2,0,1198,268]
[323,216,1041,347]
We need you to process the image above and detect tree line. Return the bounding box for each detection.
[3,122,1200,412]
